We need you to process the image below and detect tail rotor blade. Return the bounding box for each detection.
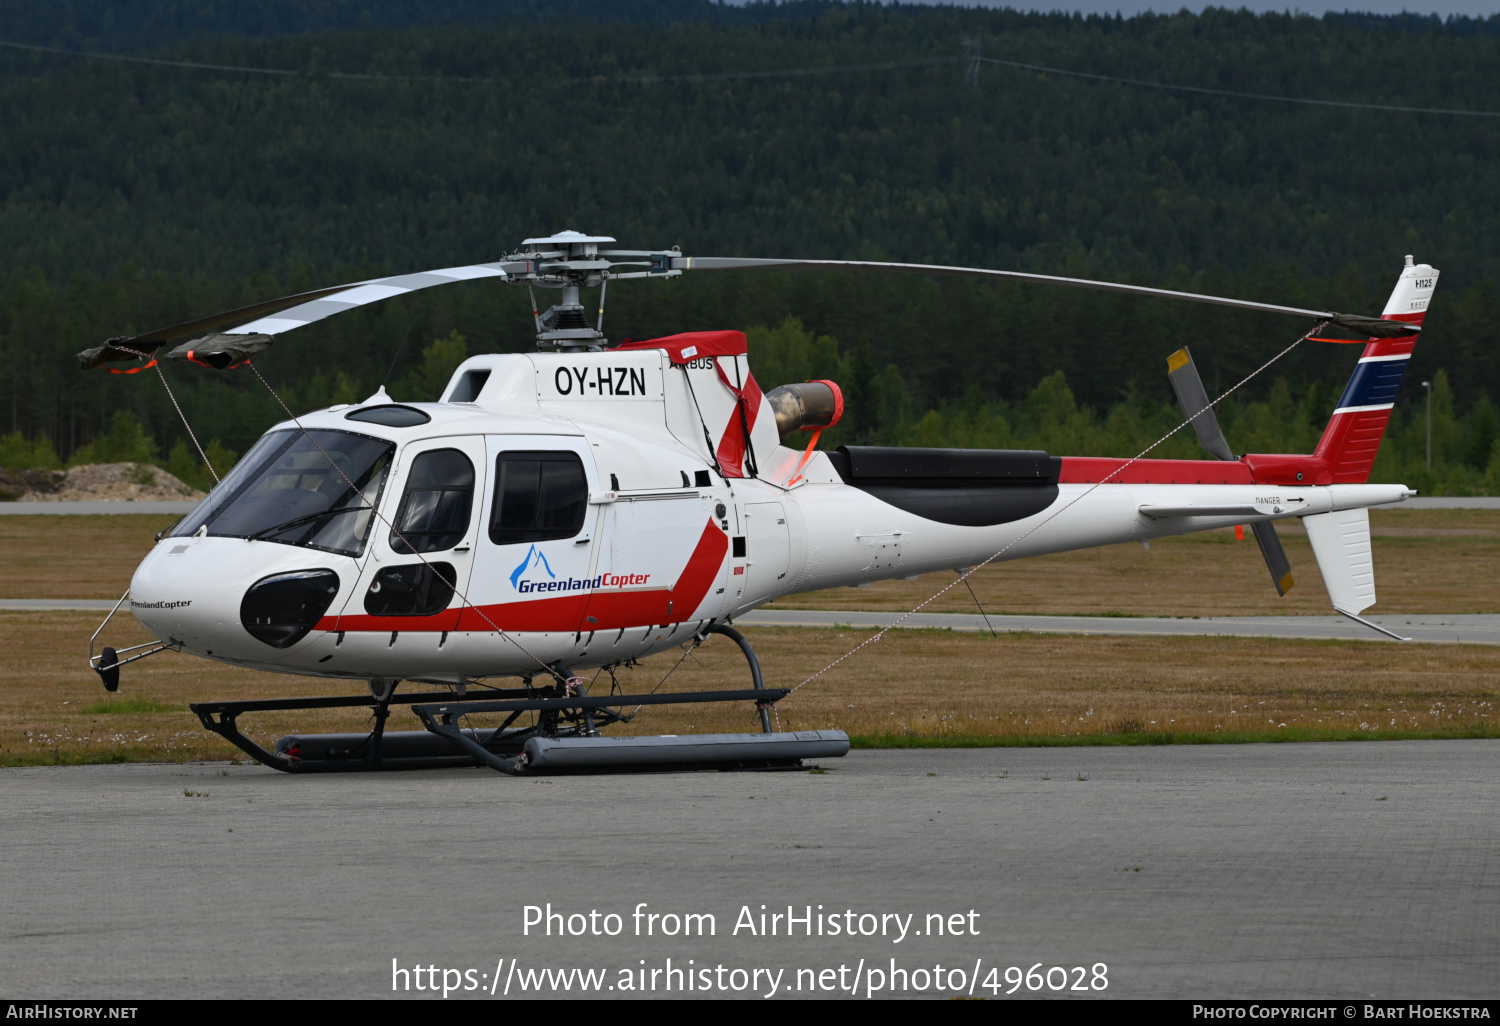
[1251,520,1296,596]
[1166,346,1236,462]
[1164,346,1293,596]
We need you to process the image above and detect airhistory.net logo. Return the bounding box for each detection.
[509,544,651,595]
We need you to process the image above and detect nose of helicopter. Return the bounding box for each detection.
[129,536,350,661]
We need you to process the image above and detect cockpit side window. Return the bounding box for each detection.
[489,451,587,545]
[390,448,475,554]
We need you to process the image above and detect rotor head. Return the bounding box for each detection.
[499,230,686,351]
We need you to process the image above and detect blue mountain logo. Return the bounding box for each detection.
[509,544,556,589]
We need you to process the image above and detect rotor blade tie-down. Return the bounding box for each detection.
[181,349,249,370]
[100,340,221,484]
[631,637,702,720]
[104,359,157,375]
[959,572,1000,637]
[787,427,823,487]
[713,358,760,479]
[243,362,571,687]
[787,324,1323,695]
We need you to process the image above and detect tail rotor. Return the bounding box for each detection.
[1166,346,1296,596]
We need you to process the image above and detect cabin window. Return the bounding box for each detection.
[489,451,588,545]
[363,562,456,617]
[390,448,475,554]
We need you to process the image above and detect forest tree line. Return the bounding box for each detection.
[0,3,1496,490]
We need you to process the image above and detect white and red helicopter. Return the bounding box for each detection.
[80,231,1436,774]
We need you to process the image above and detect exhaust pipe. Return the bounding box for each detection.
[766,380,844,441]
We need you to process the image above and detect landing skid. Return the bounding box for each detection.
[189,622,849,775]
[190,686,826,774]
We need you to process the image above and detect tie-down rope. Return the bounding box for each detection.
[105,342,220,484]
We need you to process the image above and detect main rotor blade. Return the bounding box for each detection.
[675,257,1414,336]
[1166,346,1236,462]
[223,263,511,337]
[1251,520,1296,597]
[78,282,361,368]
[81,262,515,370]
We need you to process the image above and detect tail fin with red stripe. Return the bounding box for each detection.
[1313,256,1439,483]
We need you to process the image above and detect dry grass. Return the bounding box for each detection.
[3,510,1494,615]
[5,612,1497,766]
[774,509,1500,617]
[0,514,181,599]
[4,509,1495,765]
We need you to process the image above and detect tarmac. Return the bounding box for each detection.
[1,741,1496,1000]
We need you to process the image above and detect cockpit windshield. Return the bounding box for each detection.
[168,429,394,557]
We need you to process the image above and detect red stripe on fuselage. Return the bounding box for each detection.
[318,519,729,635]
[1058,457,1254,485]
[579,517,727,630]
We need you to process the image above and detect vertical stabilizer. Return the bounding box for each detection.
[1303,507,1376,615]
[1314,257,1438,483]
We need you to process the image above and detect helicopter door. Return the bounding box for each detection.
[581,491,727,635]
[349,437,485,626]
[738,501,790,610]
[470,443,594,634]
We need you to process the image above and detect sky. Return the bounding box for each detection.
[728,1,1500,15]
[971,1,1499,13]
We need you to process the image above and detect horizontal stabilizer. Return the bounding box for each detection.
[1139,504,1263,519]
[1303,507,1376,615]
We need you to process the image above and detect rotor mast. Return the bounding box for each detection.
[501,230,686,351]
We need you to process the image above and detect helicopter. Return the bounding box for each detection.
[79,231,1436,774]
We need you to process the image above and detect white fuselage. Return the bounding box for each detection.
[129,349,1408,684]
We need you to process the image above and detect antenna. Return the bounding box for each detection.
[381,329,411,389]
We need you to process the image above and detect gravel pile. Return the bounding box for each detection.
[2,463,204,502]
